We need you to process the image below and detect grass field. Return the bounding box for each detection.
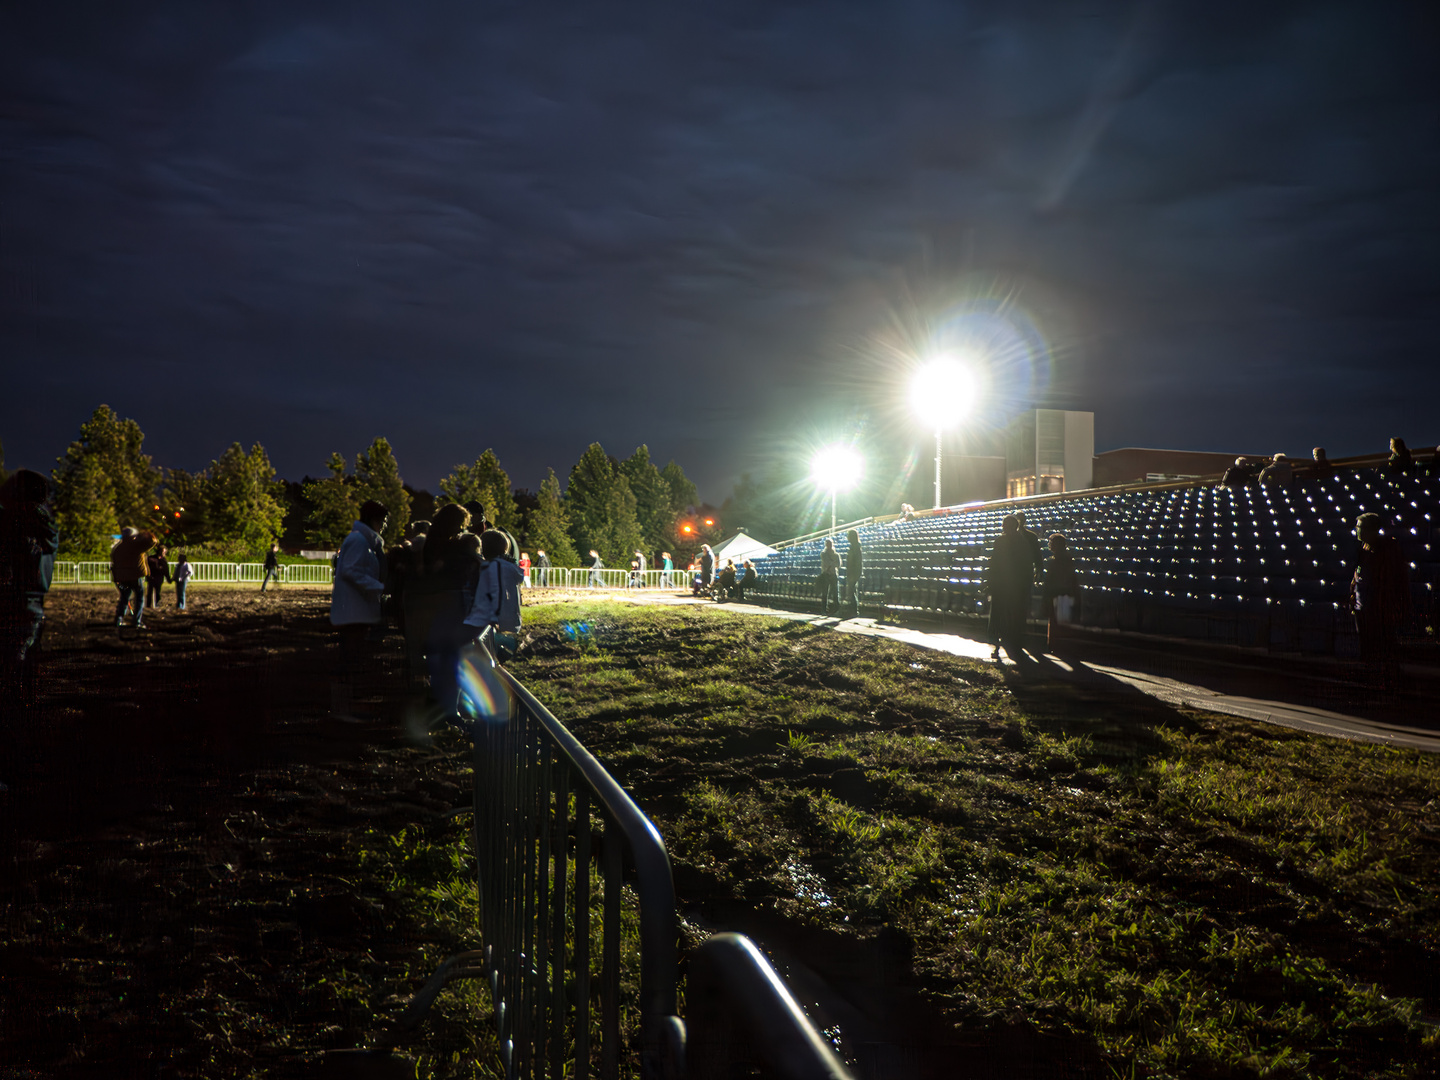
[485,599,1440,1078]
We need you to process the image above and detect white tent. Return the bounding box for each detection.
[711,531,779,564]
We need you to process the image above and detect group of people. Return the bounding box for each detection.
[329,499,525,725]
[1222,439,1440,489]
[985,511,1076,662]
[108,529,195,627]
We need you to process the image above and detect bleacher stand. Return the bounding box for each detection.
[747,467,1439,657]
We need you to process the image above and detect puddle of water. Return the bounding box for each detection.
[782,856,833,908]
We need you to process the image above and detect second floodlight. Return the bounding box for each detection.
[909,357,976,430]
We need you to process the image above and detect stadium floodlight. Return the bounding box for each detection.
[909,356,976,509]
[811,444,863,538]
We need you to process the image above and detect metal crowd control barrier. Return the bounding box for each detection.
[51,560,338,584]
[393,633,855,1080]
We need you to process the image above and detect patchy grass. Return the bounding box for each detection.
[507,600,1440,1079]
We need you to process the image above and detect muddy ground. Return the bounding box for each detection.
[3,588,1438,1079]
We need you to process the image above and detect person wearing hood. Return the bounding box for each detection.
[466,529,526,637]
[329,500,388,720]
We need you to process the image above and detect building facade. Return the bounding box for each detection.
[1005,410,1094,498]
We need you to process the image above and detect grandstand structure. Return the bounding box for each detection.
[751,464,1439,657]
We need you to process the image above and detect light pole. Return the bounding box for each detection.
[909,358,975,509]
[810,445,863,537]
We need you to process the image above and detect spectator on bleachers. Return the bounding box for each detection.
[1221,457,1260,487]
[1349,513,1409,686]
[899,503,915,521]
[1310,447,1334,479]
[1385,437,1414,475]
[1043,533,1079,653]
[988,513,1039,661]
[818,538,841,615]
[0,469,59,694]
[737,559,758,602]
[715,559,738,601]
[1258,453,1293,487]
[330,499,389,720]
[111,525,157,629]
[842,528,864,617]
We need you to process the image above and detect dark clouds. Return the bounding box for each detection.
[2,1,1437,499]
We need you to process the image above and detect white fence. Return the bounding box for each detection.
[51,562,694,589]
[51,561,335,585]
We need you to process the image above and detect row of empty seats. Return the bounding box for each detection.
[750,469,1439,655]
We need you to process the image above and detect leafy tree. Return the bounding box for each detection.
[526,468,579,567]
[54,453,118,556]
[52,405,159,555]
[204,443,287,555]
[620,445,674,551]
[161,468,210,548]
[438,449,516,532]
[661,459,699,517]
[303,452,359,548]
[596,476,646,567]
[354,437,411,546]
[565,443,618,556]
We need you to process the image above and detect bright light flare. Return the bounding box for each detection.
[909,356,976,430]
[810,445,863,492]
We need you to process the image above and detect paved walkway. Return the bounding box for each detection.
[635,595,1440,754]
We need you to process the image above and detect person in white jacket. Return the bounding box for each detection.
[329,500,388,720]
[465,530,525,636]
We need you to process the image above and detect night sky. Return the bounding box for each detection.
[3,1,1437,503]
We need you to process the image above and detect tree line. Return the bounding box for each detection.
[37,405,703,568]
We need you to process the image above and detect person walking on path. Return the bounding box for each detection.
[1350,513,1409,691]
[173,553,192,610]
[988,514,1040,661]
[588,550,603,588]
[1043,533,1079,653]
[535,550,550,587]
[146,546,170,609]
[329,500,388,721]
[111,526,157,629]
[818,538,841,615]
[261,543,281,591]
[519,551,531,587]
[660,551,674,589]
[841,528,863,618]
[0,469,59,697]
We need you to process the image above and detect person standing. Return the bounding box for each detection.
[519,551,531,588]
[988,514,1040,661]
[146,545,170,609]
[173,553,192,610]
[588,550,603,588]
[465,529,526,640]
[841,528,863,618]
[1043,533,1079,653]
[329,500,388,721]
[818,538,841,615]
[660,551,674,589]
[1350,513,1409,689]
[261,543,281,591]
[535,549,550,588]
[0,469,60,696]
[700,544,716,592]
[111,526,157,629]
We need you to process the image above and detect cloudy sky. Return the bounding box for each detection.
[2,1,1436,502]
